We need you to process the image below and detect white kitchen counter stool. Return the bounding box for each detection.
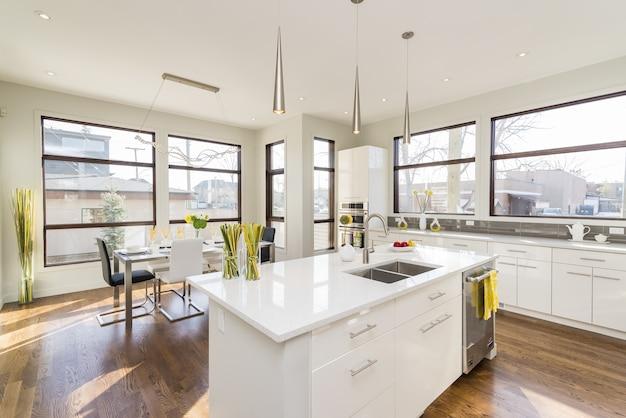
[151,238,205,322]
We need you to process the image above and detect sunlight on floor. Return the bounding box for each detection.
[521,387,595,418]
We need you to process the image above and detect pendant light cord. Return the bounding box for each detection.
[355,4,359,66]
[138,77,165,134]
[405,37,409,92]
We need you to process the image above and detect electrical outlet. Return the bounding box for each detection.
[609,227,625,235]
[466,220,475,226]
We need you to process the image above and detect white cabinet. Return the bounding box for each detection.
[337,146,387,215]
[351,387,394,418]
[312,331,395,418]
[516,259,551,314]
[495,256,517,306]
[552,263,592,322]
[395,296,462,418]
[593,268,626,332]
[443,237,488,254]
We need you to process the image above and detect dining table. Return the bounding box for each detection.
[113,241,276,331]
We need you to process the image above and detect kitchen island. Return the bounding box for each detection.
[188,245,497,418]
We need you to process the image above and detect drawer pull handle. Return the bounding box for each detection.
[518,265,537,269]
[507,249,527,253]
[428,291,446,301]
[453,243,468,247]
[594,275,621,281]
[580,257,605,262]
[420,313,452,333]
[498,262,516,267]
[349,324,377,339]
[567,271,591,277]
[350,359,378,377]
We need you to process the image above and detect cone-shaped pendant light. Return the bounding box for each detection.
[273,27,286,114]
[353,66,361,134]
[351,0,363,134]
[401,31,414,144]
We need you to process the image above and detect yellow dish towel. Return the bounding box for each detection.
[470,280,483,319]
[483,270,499,320]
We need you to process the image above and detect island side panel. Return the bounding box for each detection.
[208,300,311,418]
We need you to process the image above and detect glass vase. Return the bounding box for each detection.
[242,245,261,281]
[18,256,34,304]
[222,242,239,280]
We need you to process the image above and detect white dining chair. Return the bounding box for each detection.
[149,238,204,322]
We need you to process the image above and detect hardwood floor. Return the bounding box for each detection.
[1,287,625,417]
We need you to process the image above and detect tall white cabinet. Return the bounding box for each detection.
[337,145,388,214]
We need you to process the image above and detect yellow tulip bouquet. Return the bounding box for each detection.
[185,213,210,238]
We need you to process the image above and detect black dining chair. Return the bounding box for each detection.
[260,227,276,263]
[95,238,156,326]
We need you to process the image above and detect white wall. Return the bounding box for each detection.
[0,81,258,303]
[362,55,626,227]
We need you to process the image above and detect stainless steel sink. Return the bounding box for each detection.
[375,261,436,276]
[349,261,438,284]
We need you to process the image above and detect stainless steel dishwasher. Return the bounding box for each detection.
[462,263,497,374]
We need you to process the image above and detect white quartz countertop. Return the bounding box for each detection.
[187,245,495,343]
[378,227,626,255]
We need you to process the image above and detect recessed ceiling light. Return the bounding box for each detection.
[517,51,528,57]
[34,10,52,20]
[442,77,450,82]
[298,97,305,101]
[344,111,349,115]
[381,98,387,102]
[46,71,56,76]
[251,117,256,121]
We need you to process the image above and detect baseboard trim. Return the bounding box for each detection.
[2,280,108,305]
[500,304,626,341]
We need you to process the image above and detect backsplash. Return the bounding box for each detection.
[387,217,626,244]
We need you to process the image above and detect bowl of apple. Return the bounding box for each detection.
[391,240,416,252]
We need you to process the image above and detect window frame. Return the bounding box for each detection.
[41,115,156,267]
[313,137,335,251]
[266,140,285,248]
[393,121,477,215]
[490,90,626,220]
[167,134,242,225]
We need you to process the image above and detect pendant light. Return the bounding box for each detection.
[351,0,363,134]
[401,31,414,144]
[272,1,286,114]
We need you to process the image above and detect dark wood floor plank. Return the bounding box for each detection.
[1,288,625,417]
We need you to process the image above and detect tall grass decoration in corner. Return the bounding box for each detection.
[242,223,264,281]
[11,188,34,304]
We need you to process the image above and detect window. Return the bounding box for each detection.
[394,122,476,214]
[168,135,241,232]
[313,138,335,251]
[491,91,626,219]
[266,141,285,248]
[42,117,155,266]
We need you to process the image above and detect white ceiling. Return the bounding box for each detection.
[2,1,626,130]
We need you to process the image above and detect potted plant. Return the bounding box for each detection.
[184,213,210,238]
[11,188,34,304]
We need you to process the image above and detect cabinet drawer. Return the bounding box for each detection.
[552,263,592,322]
[396,296,462,418]
[516,259,551,314]
[351,386,394,418]
[312,331,395,418]
[312,300,395,370]
[395,274,461,324]
[553,248,626,270]
[444,238,488,254]
[489,242,551,262]
[593,268,626,332]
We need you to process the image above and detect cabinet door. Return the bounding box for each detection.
[395,296,462,418]
[496,256,517,307]
[350,147,370,202]
[444,238,488,254]
[593,268,626,332]
[338,150,354,202]
[552,263,592,322]
[517,260,551,314]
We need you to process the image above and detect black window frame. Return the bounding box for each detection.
[313,137,335,251]
[41,116,156,267]
[167,134,242,226]
[490,90,626,220]
[393,121,477,215]
[266,140,285,248]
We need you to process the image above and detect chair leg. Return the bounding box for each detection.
[96,283,156,327]
[157,280,204,322]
